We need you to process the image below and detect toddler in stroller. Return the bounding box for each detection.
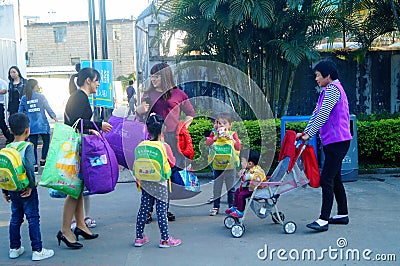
[224,130,312,238]
[225,150,268,218]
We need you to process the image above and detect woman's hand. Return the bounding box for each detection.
[101,122,112,133]
[136,102,149,114]
[89,129,100,136]
[296,132,310,141]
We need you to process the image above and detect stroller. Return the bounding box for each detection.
[223,131,315,238]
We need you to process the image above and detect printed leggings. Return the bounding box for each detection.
[136,188,169,241]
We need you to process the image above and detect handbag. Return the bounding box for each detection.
[81,120,119,194]
[39,121,83,199]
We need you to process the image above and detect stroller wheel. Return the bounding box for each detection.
[283,221,297,234]
[231,224,245,238]
[224,216,237,229]
[272,212,285,224]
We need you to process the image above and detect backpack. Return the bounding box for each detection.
[134,140,171,182]
[0,142,30,191]
[209,136,239,170]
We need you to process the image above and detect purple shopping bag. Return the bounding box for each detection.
[103,115,149,170]
[82,121,119,194]
[121,117,149,170]
[103,115,128,168]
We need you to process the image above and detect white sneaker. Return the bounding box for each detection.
[32,248,54,261]
[9,246,24,259]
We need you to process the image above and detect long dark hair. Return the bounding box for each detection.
[149,62,175,100]
[8,66,24,82]
[25,79,38,100]
[76,67,101,87]
[146,114,164,141]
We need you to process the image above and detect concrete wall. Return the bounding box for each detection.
[25,19,135,78]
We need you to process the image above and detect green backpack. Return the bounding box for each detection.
[209,137,240,170]
[134,140,171,182]
[0,142,30,191]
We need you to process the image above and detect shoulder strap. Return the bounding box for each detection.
[16,141,30,152]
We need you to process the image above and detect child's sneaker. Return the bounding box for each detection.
[85,217,97,228]
[70,220,77,230]
[230,210,244,218]
[159,237,182,248]
[225,206,237,214]
[9,246,24,259]
[209,208,219,216]
[32,248,54,261]
[134,235,149,247]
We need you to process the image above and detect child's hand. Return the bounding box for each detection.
[20,187,32,198]
[2,193,10,203]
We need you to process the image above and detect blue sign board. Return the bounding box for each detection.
[81,60,114,108]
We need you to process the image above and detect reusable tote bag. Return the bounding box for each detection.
[81,121,119,194]
[39,122,83,199]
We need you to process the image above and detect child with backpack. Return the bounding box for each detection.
[206,113,241,216]
[1,113,54,261]
[225,150,268,218]
[133,113,182,248]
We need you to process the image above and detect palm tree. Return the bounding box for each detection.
[163,0,340,117]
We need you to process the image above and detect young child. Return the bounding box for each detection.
[18,79,58,172]
[225,150,267,218]
[134,113,182,248]
[206,113,241,216]
[1,113,54,261]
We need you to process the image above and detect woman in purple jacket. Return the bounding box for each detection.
[297,60,352,232]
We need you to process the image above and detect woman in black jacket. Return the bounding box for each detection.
[8,66,26,115]
[57,67,112,249]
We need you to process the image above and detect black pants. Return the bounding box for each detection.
[319,140,351,221]
[0,104,12,141]
[29,133,51,165]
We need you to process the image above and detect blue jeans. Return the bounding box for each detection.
[8,187,42,251]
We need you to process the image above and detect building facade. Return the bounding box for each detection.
[25,19,135,78]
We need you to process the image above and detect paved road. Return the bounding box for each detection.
[0,170,399,265]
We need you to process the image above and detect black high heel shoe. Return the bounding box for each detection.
[74,227,99,240]
[57,231,83,249]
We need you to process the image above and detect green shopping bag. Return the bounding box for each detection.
[39,122,83,199]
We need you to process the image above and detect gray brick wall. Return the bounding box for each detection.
[26,19,135,78]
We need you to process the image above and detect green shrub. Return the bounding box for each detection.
[187,117,400,171]
[357,119,400,167]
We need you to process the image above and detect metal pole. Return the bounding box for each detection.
[88,0,95,64]
[99,0,108,59]
[91,0,98,59]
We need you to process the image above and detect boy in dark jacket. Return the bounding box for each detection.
[2,113,54,261]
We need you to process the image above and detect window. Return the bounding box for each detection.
[112,25,121,41]
[71,57,80,66]
[53,26,66,43]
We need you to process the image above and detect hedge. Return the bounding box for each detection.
[187,117,400,170]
